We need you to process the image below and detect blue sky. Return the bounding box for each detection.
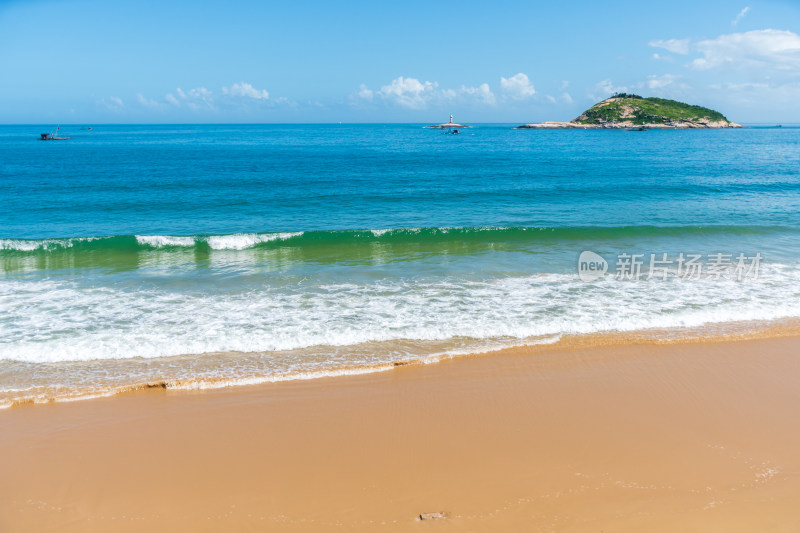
[1,0,799,123]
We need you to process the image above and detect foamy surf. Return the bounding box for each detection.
[2,319,798,409]
[3,261,800,364]
[0,336,558,408]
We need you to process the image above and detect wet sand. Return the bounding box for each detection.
[2,336,800,532]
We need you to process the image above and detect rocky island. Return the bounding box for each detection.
[516,93,742,129]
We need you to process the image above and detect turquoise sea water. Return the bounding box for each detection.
[1,124,799,405]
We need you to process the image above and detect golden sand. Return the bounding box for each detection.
[2,336,800,531]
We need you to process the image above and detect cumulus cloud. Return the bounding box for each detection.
[188,87,213,103]
[222,82,269,100]
[356,84,373,101]
[378,76,438,109]
[165,87,215,109]
[134,82,291,114]
[732,6,750,27]
[648,38,690,55]
[459,83,496,105]
[690,29,800,71]
[355,76,499,109]
[354,74,545,109]
[591,79,629,100]
[500,73,535,99]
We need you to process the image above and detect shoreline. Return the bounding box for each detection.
[5,317,800,409]
[2,333,800,530]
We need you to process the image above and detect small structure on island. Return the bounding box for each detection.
[427,114,469,134]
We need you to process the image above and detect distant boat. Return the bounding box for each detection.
[427,114,469,130]
[39,125,70,140]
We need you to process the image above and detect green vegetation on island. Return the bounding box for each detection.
[575,93,729,126]
[516,93,741,129]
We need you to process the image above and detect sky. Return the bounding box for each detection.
[1,0,799,123]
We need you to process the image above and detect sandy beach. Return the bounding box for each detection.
[1,335,799,532]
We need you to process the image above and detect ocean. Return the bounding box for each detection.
[1,123,799,406]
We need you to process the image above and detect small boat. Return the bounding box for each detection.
[39,126,70,140]
[441,129,460,135]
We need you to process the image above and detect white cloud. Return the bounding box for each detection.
[378,76,438,109]
[459,83,496,105]
[591,79,629,100]
[542,92,573,105]
[357,76,498,109]
[652,52,675,63]
[356,84,373,101]
[97,96,124,111]
[732,6,750,27]
[648,38,690,55]
[136,93,159,107]
[222,82,269,100]
[500,72,535,99]
[166,87,215,109]
[646,74,679,89]
[690,29,800,72]
[187,87,213,103]
[135,82,292,114]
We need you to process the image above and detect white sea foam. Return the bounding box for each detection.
[2,263,800,365]
[171,365,397,391]
[204,232,303,250]
[133,233,304,249]
[135,235,196,247]
[0,237,99,251]
[4,263,800,407]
